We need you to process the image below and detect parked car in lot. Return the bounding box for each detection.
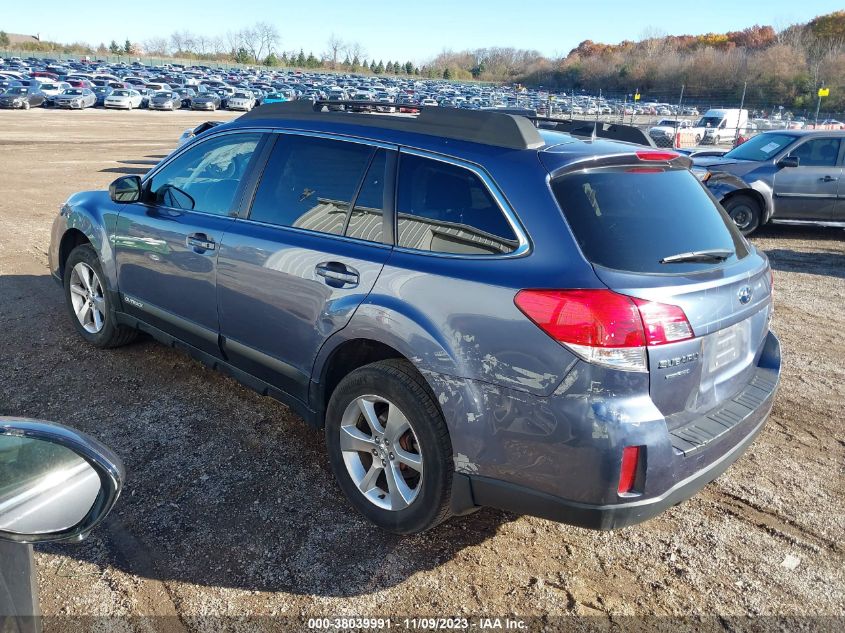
[227,91,256,111]
[104,88,144,110]
[92,85,113,107]
[0,417,124,627]
[36,81,70,104]
[149,90,182,111]
[53,88,96,109]
[0,86,45,109]
[648,118,692,147]
[692,129,845,234]
[49,103,780,534]
[190,92,221,111]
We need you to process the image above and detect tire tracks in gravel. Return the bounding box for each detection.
[714,489,840,555]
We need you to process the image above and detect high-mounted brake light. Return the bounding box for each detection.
[635,150,679,161]
[514,289,695,372]
[618,446,641,494]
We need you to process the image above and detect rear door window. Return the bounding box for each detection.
[396,153,519,255]
[249,135,374,236]
[551,167,747,274]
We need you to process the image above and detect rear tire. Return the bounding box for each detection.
[325,359,454,534]
[23,101,30,110]
[723,194,761,236]
[63,245,137,348]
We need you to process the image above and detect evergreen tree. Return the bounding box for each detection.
[296,49,306,67]
[394,61,401,74]
[264,52,279,67]
[343,55,351,67]
[0,31,10,48]
[234,48,251,64]
[385,61,394,73]
[352,55,360,70]
[124,39,131,54]
[109,40,121,55]
[443,67,452,80]
[369,60,376,72]
[405,61,414,75]
[305,52,318,68]
[375,60,384,73]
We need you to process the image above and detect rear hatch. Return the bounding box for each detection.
[542,151,773,427]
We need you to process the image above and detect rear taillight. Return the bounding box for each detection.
[618,446,641,494]
[630,298,694,346]
[514,289,694,372]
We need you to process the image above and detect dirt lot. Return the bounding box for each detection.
[0,108,843,632]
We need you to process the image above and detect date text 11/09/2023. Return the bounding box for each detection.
[307,617,528,630]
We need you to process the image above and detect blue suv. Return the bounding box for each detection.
[49,102,781,533]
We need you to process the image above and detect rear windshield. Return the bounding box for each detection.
[551,167,747,274]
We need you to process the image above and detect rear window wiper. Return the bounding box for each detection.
[659,249,733,264]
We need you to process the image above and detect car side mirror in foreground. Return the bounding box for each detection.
[0,418,124,544]
[109,175,142,203]
[777,156,800,168]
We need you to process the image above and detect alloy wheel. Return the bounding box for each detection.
[339,395,423,511]
[69,262,106,334]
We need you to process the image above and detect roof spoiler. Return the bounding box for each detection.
[534,118,656,147]
[239,100,545,150]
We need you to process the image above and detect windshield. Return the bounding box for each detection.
[551,167,747,274]
[63,89,83,95]
[657,119,679,127]
[7,88,27,95]
[112,90,130,96]
[724,133,796,161]
[696,116,722,128]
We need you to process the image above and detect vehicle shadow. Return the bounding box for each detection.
[753,223,843,242]
[99,166,150,175]
[765,248,845,280]
[0,273,513,597]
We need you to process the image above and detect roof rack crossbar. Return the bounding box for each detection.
[239,99,545,150]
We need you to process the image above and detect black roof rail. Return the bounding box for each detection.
[239,99,545,150]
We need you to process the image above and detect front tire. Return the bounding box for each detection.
[63,245,137,348]
[325,359,454,534]
[723,194,761,236]
[23,101,30,110]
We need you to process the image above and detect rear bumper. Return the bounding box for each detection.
[456,330,781,529]
[469,405,769,530]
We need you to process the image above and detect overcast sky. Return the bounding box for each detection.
[3,0,840,62]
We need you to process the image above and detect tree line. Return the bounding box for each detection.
[2,11,844,108]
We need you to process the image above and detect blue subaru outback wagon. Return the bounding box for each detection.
[49,102,781,533]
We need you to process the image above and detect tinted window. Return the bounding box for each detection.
[148,133,261,215]
[396,154,518,255]
[551,168,747,274]
[249,135,373,235]
[788,138,841,167]
[346,149,387,243]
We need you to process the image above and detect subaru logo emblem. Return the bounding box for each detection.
[738,286,753,305]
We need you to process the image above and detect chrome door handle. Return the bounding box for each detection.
[315,262,359,286]
[820,175,839,182]
[186,233,216,251]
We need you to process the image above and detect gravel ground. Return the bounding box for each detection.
[0,109,842,632]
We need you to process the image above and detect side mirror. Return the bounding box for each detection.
[0,418,124,544]
[109,175,142,203]
[777,156,800,168]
